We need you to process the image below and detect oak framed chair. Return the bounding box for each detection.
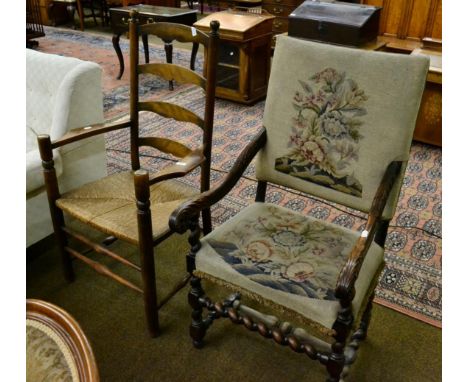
[38,11,220,337]
[169,36,429,380]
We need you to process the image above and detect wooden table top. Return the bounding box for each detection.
[195,11,274,33]
[110,4,197,17]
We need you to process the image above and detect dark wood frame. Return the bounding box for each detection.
[27,299,99,382]
[38,10,220,337]
[169,127,402,381]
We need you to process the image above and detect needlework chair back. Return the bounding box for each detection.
[256,36,429,220]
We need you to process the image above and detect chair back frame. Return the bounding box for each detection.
[128,12,219,185]
[37,11,220,338]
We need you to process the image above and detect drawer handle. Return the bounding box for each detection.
[121,17,128,25]
[273,21,283,28]
[273,7,283,14]
[146,17,155,24]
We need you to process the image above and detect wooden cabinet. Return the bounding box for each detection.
[361,0,442,146]
[262,0,303,35]
[412,43,442,146]
[363,0,442,43]
[195,10,274,104]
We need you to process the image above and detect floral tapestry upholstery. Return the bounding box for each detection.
[26,319,78,382]
[256,36,429,220]
[196,203,384,338]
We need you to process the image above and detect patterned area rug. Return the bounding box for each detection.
[35,27,442,328]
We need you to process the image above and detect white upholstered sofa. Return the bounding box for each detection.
[26,50,107,247]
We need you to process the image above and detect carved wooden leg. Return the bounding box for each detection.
[76,0,84,31]
[89,0,98,26]
[142,34,150,64]
[353,292,374,342]
[327,304,353,382]
[65,4,77,30]
[189,276,207,348]
[134,170,159,338]
[48,3,57,27]
[163,40,174,91]
[190,42,199,71]
[112,33,125,80]
[201,209,212,236]
[37,135,74,282]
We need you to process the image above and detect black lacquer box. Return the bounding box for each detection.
[288,0,381,46]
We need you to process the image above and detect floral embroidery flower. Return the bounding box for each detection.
[275,68,367,197]
[317,111,349,139]
[283,262,315,283]
[245,240,273,263]
[300,139,326,164]
[272,230,306,248]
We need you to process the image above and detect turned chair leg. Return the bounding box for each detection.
[135,170,159,337]
[327,303,354,382]
[326,345,346,382]
[352,292,374,342]
[140,243,159,338]
[38,135,75,282]
[54,210,75,282]
[188,276,207,348]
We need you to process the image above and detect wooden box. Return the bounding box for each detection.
[288,0,381,46]
[194,10,274,104]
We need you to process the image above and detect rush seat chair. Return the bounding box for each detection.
[169,35,429,380]
[38,10,220,337]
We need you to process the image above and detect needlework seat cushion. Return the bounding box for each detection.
[195,203,384,340]
[56,171,198,244]
[26,319,78,382]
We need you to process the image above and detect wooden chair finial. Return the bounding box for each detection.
[209,20,220,35]
[130,9,139,22]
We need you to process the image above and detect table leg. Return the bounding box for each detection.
[65,3,77,30]
[76,0,84,31]
[190,42,199,71]
[164,40,174,91]
[112,33,125,80]
[142,33,150,64]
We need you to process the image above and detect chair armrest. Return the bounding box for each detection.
[335,161,402,301]
[148,148,205,184]
[169,127,267,233]
[50,117,131,149]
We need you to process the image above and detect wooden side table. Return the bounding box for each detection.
[195,10,275,104]
[411,41,442,147]
[110,4,198,84]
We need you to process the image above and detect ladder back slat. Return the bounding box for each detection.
[138,137,193,158]
[138,63,206,89]
[139,101,205,129]
[139,22,210,47]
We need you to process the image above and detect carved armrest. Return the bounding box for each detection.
[50,117,131,149]
[148,147,205,184]
[335,161,402,301]
[169,128,267,234]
